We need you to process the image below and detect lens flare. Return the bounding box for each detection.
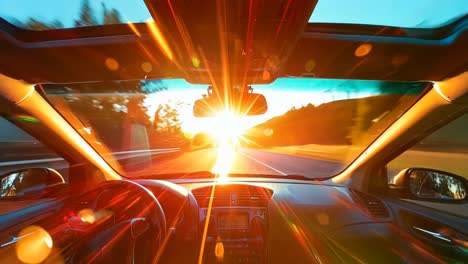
[192,57,201,68]
[78,208,96,224]
[214,239,224,262]
[141,62,153,73]
[105,57,119,71]
[15,225,53,264]
[15,114,39,123]
[354,43,373,57]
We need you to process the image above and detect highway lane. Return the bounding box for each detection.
[133,147,344,179]
[237,149,344,178]
[0,146,344,179]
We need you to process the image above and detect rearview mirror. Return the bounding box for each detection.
[0,168,65,198]
[390,168,467,202]
[193,86,268,117]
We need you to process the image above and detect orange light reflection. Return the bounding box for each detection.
[211,141,235,181]
[198,183,217,264]
[127,22,141,37]
[147,20,174,61]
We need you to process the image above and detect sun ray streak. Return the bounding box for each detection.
[215,0,230,108]
[198,181,218,264]
[147,20,174,61]
[127,22,141,37]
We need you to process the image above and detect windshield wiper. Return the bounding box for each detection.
[136,172,324,181]
[229,173,322,181]
[136,171,215,179]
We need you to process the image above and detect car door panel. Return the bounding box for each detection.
[385,198,468,263]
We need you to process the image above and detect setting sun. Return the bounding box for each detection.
[205,111,244,178]
[208,111,246,141]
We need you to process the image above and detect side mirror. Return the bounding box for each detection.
[389,168,467,203]
[0,168,65,198]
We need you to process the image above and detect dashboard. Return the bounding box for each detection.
[192,184,273,263]
[2,178,464,263]
[136,179,396,264]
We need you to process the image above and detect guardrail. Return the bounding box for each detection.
[0,148,180,176]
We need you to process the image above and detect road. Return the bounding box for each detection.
[132,147,344,179]
[0,146,343,179]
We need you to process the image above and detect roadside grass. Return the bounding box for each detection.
[262,144,468,180]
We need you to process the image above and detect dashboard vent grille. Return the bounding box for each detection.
[350,190,390,219]
[192,184,273,208]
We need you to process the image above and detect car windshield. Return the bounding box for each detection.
[1,0,466,30]
[43,78,427,180]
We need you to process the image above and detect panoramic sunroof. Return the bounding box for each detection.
[0,0,466,30]
[0,0,151,30]
[309,0,468,28]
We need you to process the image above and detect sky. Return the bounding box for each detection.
[0,0,467,29]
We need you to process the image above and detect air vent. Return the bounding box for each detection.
[192,184,273,208]
[350,190,390,219]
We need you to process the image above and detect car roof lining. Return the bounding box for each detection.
[0,28,466,84]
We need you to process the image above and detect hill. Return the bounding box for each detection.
[243,95,404,147]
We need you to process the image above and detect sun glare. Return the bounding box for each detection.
[210,110,246,141]
[208,110,246,181]
[211,141,235,180]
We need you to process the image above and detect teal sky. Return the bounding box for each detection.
[0,0,466,29]
[158,78,425,94]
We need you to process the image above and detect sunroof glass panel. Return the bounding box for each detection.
[1,0,466,31]
[0,0,151,30]
[309,0,467,28]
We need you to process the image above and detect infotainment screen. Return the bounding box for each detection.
[218,213,249,229]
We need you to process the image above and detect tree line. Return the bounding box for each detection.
[21,0,122,30]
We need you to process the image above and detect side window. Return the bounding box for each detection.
[387,113,467,216]
[387,113,468,180]
[0,116,69,181]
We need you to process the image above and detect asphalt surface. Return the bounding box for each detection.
[133,147,344,179]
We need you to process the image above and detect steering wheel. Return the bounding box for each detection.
[71,180,166,263]
[123,180,167,251]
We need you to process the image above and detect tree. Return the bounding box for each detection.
[153,103,183,134]
[24,18,64,30]
[74,0,98,27]
[102,3,123,25]
[22,0,125,30]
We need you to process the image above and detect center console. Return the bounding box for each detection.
[192,184,273,264]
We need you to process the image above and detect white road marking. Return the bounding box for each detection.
[239,151,287,175]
